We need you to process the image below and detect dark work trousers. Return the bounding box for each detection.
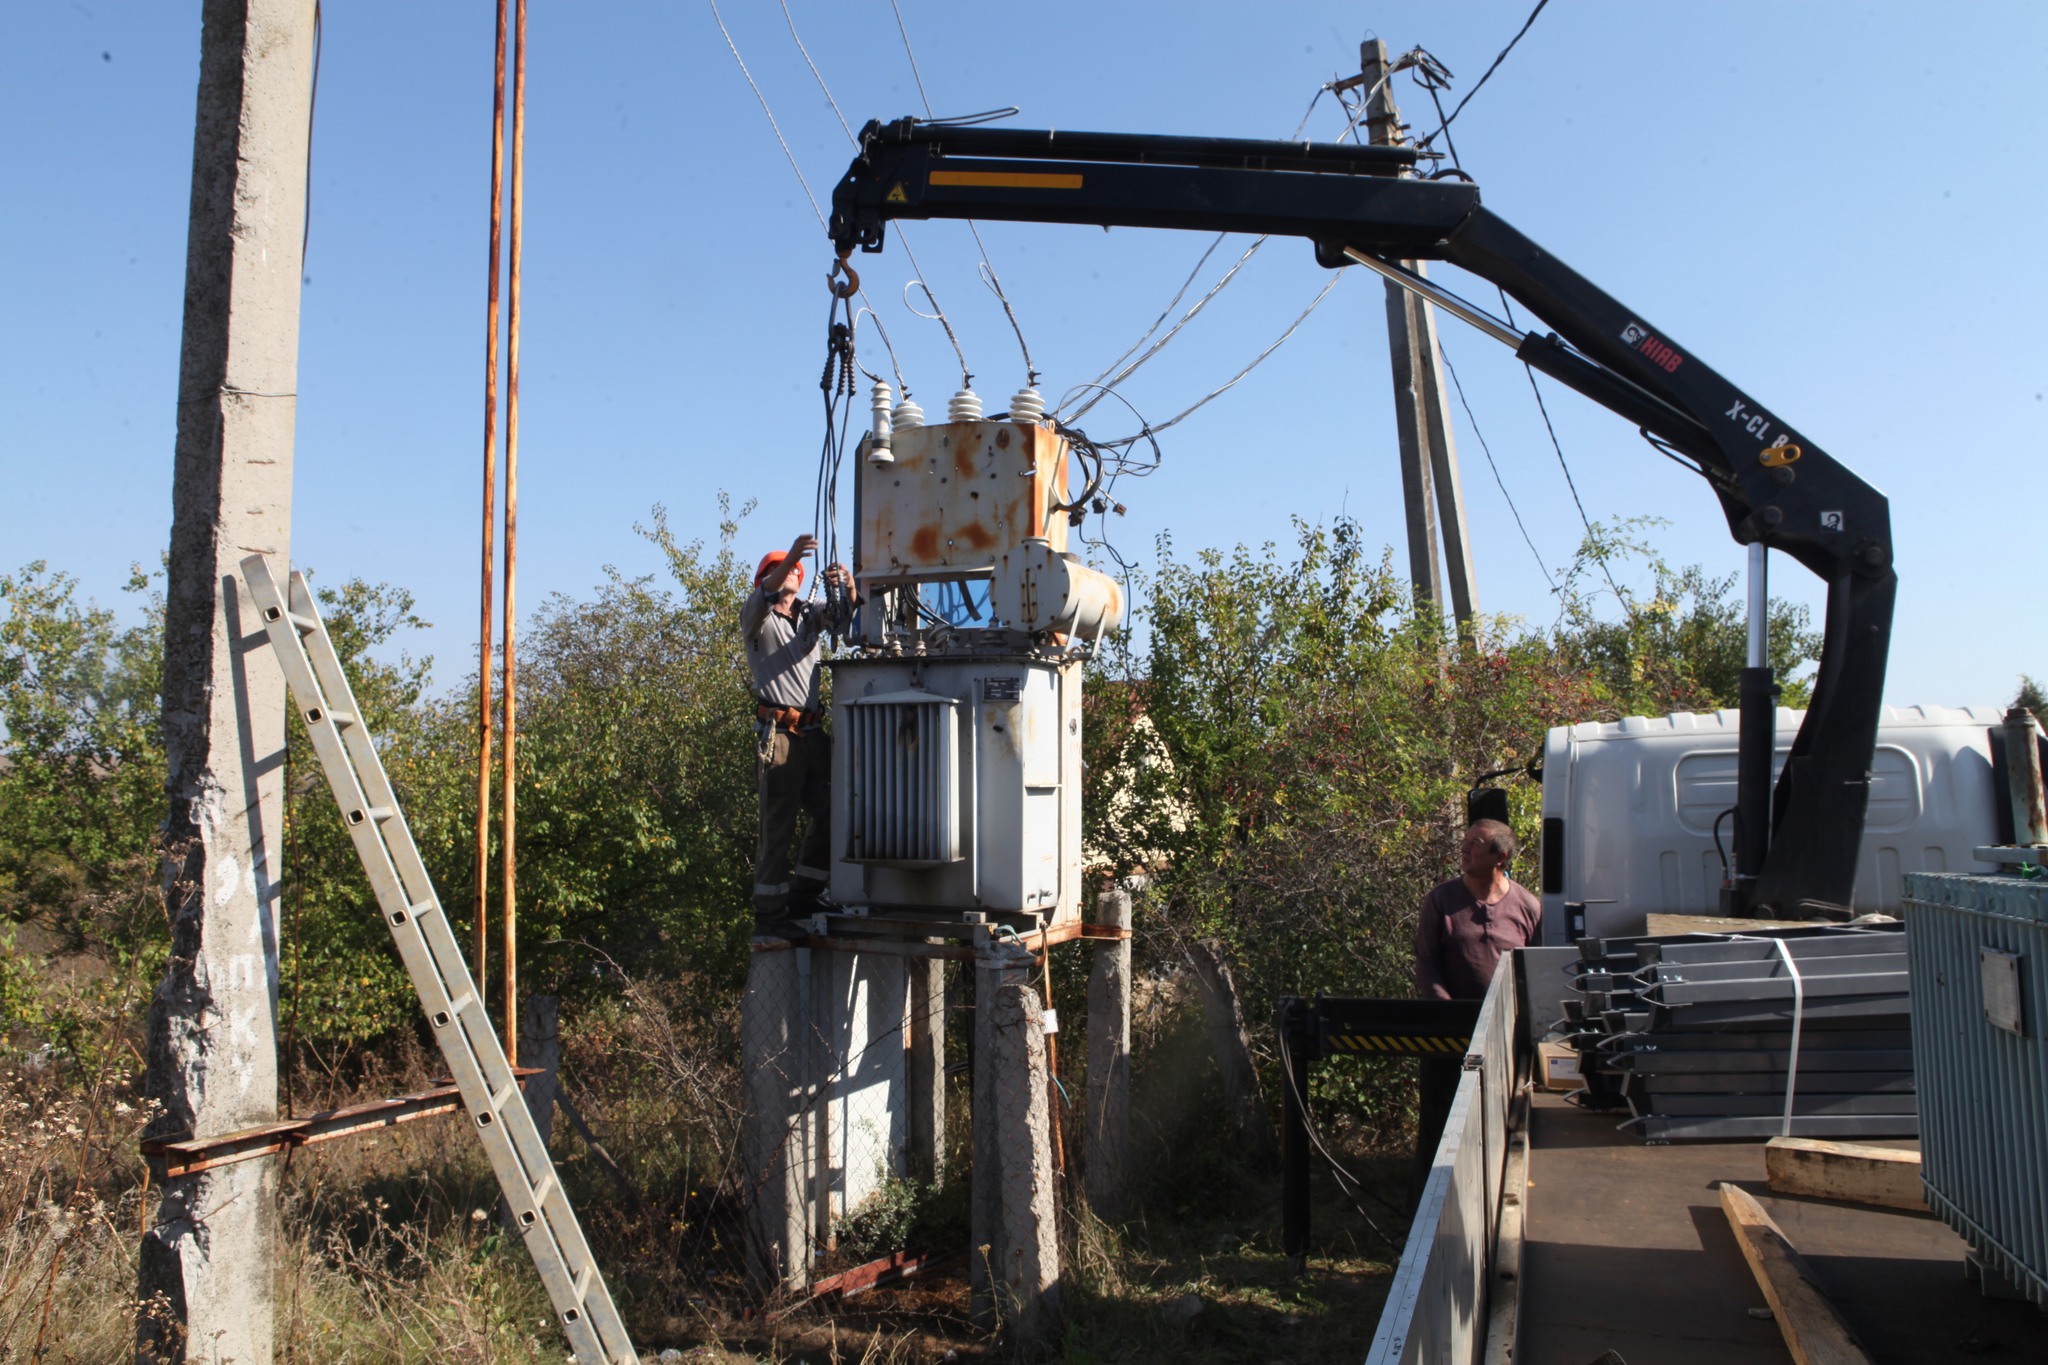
[753,724,831,921]
[1408,1054,1464,1212]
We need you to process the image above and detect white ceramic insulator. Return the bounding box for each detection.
[1009,387,1045,423]
[867,380,895,465]
[948,388,983,422]
[893,396,924,429]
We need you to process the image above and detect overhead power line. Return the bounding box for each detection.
[1415,0,1552,154]
[1067,81,1375,424]
[1436,339,1557,594]
[888,0,1034,383]
[1491,288,1625,601]
[706,0,905,389]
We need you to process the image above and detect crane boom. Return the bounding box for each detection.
[829,117,1895,919]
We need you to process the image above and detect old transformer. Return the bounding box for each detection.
[827,396,1122,928]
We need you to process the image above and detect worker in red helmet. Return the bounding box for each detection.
[742,532,858,936]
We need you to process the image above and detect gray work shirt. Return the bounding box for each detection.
[741,588,849,710]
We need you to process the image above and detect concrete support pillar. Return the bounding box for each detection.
[817,948,909,1231]
[140,2,313,1359]
[909,956,947,1187]
[971,941,1062,1342]
[518,995,560,1145]
[1084,889,1132,1219]
[742,941,811,1293]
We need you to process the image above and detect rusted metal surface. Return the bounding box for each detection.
[501,0,527,1063]
[475,0,508,997]
[142,1070,542,1179]
[804,1248,959,1302]
[856,420,1070,585]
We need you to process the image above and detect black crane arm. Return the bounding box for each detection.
[829,118,1896,918]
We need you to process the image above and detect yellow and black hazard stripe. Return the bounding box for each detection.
[1323,1034,1472,1055]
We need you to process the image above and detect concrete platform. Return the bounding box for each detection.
[1518,1093,2048,1364]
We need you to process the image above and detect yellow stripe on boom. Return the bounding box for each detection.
[929,170,1084,190]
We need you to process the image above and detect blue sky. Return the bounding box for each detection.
[4,2,2045,709]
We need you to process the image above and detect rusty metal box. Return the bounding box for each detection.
[855,419,1069,586]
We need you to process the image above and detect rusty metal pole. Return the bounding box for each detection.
[501,0,526,1063]
[475,0,507,995]
[1041,962,1067,1182]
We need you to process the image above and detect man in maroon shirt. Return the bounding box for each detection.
[1409,819,1541,1202]
[1416,819,1543,1002]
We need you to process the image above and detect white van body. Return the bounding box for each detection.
[1537,704,2006,944]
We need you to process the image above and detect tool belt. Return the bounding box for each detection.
[756,702,823,731]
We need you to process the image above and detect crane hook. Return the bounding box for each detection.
[828,253,861,300]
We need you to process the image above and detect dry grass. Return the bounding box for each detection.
[0,941,1405,1364]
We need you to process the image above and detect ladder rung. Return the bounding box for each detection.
[242,553,634,1358]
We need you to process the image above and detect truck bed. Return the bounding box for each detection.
[1517,1092,2048,1363]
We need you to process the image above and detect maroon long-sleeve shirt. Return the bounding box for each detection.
[1414,875,1542,1001]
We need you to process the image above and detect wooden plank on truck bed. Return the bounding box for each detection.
[1720,1182,1874,1365]
[1645,913,1819,936]
[1765,1136,1926,1212]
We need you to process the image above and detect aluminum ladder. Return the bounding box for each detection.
[241,555,637,1365]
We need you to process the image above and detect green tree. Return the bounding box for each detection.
[1088,520,1600,1139]
[0,562,163,939]
[2016,676,2047,729]
[482,499,760,1005]
[1552,519,1822,717]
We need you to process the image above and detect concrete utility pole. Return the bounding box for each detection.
[1360,38,1479,629]
[1083,888,1132,1219]
[141,2,315,1360]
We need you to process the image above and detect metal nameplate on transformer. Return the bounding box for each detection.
[983,676,1022,701]
[1981,947,2025,1036]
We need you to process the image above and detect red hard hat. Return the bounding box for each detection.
[755,551,804,587]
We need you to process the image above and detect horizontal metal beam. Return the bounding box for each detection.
[141,1069,541,1178]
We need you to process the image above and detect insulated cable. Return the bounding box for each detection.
[1414,0,1552,155]
[710,0,907,394]
[1275,1028,1408,1253]
[1065,81,1377,425]
[774,0,964,394]
[1101,271,1344,444]
[1491,288,1628,603]
[1436,339,1558,594]
[904,278,972,390]
[888,0,1022,383]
